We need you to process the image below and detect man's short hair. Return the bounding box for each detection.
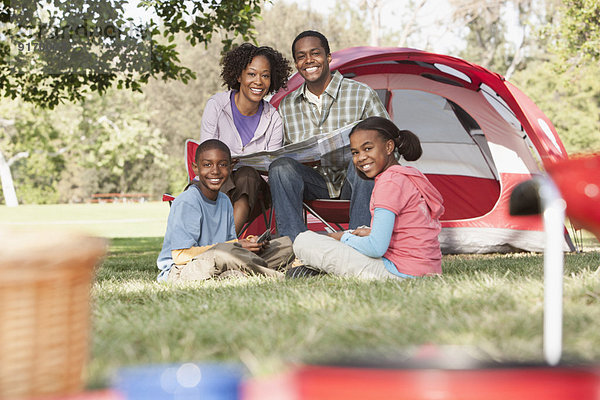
[195,139,231,162]
[291,30,330,60]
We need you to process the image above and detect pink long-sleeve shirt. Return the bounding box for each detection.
[370,165,445,276]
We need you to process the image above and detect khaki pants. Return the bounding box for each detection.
[293,231,403,280]
[168,237,293,282]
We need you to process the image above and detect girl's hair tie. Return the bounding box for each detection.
[394,136,403,149]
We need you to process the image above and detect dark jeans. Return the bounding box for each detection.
[268,157,374,241]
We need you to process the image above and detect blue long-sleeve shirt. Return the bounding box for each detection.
[341,208,415,278]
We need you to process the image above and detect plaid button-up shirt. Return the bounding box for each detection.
[278,71,389,196]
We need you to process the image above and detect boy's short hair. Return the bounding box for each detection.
[196,139,232,162]
[291,30,330,60]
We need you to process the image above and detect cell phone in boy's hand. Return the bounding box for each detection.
[257,229,271,243]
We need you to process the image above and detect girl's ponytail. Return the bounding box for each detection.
[396,130,422,161]
[350,117,422,162]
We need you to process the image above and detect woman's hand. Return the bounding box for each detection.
[239,236,267,253]
[327,231,345,241]
[351,227,371,237]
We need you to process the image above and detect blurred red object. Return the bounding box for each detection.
[243,365,600,400]
[546,153,600,240]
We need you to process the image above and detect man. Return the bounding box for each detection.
[269,30,390,241]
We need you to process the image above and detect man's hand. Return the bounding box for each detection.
[327,231,345,241]
[239,236,267,253]
[351,227,371,237]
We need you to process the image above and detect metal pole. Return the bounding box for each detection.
[538,177,565,366]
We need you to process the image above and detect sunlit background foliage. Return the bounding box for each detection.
[0,0,599,204]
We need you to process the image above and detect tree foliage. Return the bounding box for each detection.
[452,0,510,70]
[553,0,600,63]
[512,60,600,154]
[0,101,65,203]
[0,89,168,204]
[0,0,262,108]
[450,0,558,78]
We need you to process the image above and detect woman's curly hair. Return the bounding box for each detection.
[220,43,292,94]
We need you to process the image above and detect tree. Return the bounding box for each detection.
[552,0,600,63]
[449,0,556,78]
[54,88,168,202]
[359,0,383,46]
[0,0,262,108]
[450,0,512,72]
[327,0,426,49]
[0,99,67,204]
[511,59,600,154]
[0,87,169,204]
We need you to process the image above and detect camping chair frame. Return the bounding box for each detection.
[302,199,350,233]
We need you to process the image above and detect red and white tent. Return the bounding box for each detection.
[271,47,574,253]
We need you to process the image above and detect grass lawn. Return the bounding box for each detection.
[2,203,599,389]
[0,202,170,237]
[89,236,600,389]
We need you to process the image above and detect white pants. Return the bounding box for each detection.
[293,231,403,280]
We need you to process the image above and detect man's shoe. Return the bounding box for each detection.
[285,265,323,279]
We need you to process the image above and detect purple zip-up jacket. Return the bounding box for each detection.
[199,90,283,156]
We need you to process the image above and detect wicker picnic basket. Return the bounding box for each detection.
[0,229,106,399]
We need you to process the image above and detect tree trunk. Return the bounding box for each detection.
[368,1,381,46]
[0,150,19,207]
[398,0,427,47]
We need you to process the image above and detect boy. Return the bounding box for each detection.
[157,139,293,282]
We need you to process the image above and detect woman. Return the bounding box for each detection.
[200,43,291,234]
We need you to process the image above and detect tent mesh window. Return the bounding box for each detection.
[389,89,501,221]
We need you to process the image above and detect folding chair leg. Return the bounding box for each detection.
[302,202,336,233]
[261,200,270,231]
[237,195,273,238]
[267,206,274,233]
[238,223,250,238]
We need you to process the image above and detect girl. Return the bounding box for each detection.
[200,43,291,234]
[291,116,444,279]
